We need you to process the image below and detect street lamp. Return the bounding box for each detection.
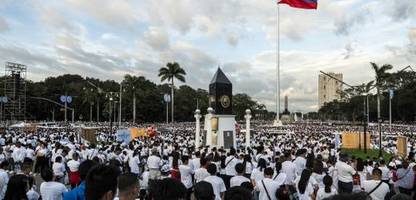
[106,92,118,133]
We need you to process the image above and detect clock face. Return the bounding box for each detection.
[220,95,230,108]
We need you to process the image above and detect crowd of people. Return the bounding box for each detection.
[0,121,414,200]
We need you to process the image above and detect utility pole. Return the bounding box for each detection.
[119,84,122,126]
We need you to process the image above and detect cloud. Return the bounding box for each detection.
[334,10,369,36]
[387,0,416,21]
[63,0,137,27]
[227,34,239,47]
[143,27,170,51]
[0,17,9,32]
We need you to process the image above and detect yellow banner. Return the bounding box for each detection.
[342,132,370,149]
[129,127,147,138]
[397,136,407,158]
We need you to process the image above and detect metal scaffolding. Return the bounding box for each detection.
[3,62,27,121]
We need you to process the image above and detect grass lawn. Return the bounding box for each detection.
[341,149,392,162]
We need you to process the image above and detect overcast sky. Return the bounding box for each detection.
[0,0,415,112]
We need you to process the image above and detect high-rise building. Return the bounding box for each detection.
[318,72,343,109]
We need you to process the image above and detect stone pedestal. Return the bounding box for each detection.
[203,108,236,149]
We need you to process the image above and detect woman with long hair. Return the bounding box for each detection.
[242,154,254,179]
[316,175,337,200]
[272,161,287,185]
[353,158,366,192]
[296,169,315,200]
[312,160,325,188]
[4,174,29,200]
[250,158,267,190]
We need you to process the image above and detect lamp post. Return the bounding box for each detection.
[244,109,252,148]
[164,94,171,124]
[106,92,117,134]
[194,109,201,148]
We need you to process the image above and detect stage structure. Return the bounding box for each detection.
[203,68,236,149]
[4,62,27,120]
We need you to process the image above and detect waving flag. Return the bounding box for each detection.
[278,0,318,9]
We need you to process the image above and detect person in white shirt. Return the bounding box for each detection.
[293,149,307,176]
[225,149,239,186]
[147,148,161,180]
[362,168,389,200]
[12,142,26,170]
[257,167,282,200]
[179,155,193,199]
[52,156,66,184]
[67,152,81,188]
[272,161,287,186]
[27,176,40,200]
[335,153,355,193]
[0,161,9,200]
[40,168,68,200]
[190,151,201,173]
[128,151,141,176]
[230,163,250,187]
[204,163,226,200]
[251,158,267,189]
[395,160,414,196]
[316,175,337,200]
[281,153,297,185]
[194,157,210,183]
[378,160,390,183]
[296,169,315,200]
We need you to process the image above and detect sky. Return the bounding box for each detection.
[0,0,415,112]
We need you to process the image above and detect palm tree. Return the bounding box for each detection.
[370,62,392,157]
[122,75,141,123]
[158,62,186,122]
[82,87,95,122]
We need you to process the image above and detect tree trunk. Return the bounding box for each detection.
[171,79,174,123]
[90,102,93,122]
[377,87,382,157]
[133,93,136,123]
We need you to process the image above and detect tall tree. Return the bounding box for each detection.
[122,75,141,123]
[158,62,186,122]
[371,62,392,157]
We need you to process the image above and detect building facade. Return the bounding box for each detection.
[318,72,343,109]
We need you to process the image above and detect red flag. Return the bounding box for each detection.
[278,0,317,9]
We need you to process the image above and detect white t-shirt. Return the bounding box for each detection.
[316,187,337,200]
[257,178,281,200]
[52,162,66,177]
[362,180,389,200]
[27,188,40,200]
[230,175,250,187]
[225,156,239,176]
[293,157,306,176]
[67,160,80,172]
[0,169,9,200]
[335,161,355,183]
[40,181,67,200]
[282,160,297,185]
[250,168,264,184]
[194,168,210,183]
[297,181,314,200]
[147,155,161,169]
[129,156,141,174]
[204,175,226,200]
[179,164,193,188]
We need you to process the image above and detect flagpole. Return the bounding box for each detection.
[276,3,281,120]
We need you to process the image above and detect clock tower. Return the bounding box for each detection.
[209,68,233,115]
[203,67,236,149]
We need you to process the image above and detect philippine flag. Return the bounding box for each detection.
[278,0,318,9]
